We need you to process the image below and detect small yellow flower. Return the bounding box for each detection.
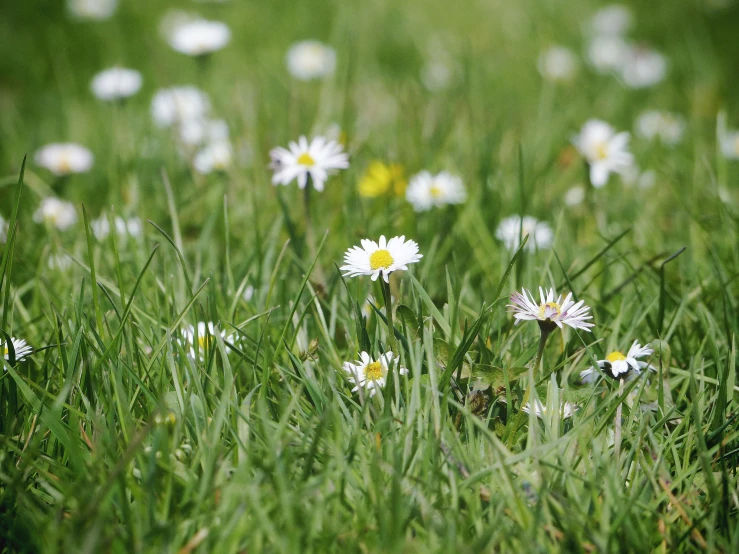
[358,161,407,198]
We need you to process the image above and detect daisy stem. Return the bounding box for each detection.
[531,326,553,373]
[615,377,624,461]
[303,184,325,284]
[381,278,398,355]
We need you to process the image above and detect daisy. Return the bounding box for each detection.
[1,336,33,365]
[91,215,143,241]
[341,235,422,283]
[495,215,554,252]
[168,19,231,56]
[564,185,585,207]
[620,47,667,89]
[572,119,634,187]
[181,322,226,360]
[587,35,630,73]
[269,135,349,191]
[405,171,466,212]
[67,0,117,20]
[285,40,336,80]
[537,46,578,82]
[91,67,142,101]
[358,161,407,198]
[420,60,454,92]
[508,287,594,332]
[622,165,656,189]
[580,340,654,383]
[35,143,94,176]
[193,142,233,174]
[178,118,229,147]
[33,198,78,230]
[522,399,576,419]
[590,4,632,36]
[341,351,407,398]
[635,111,685,145]
[151,86,210,128]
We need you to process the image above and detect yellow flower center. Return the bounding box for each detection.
[538,301,561,319]
[197,335,212,350]
[430,185,442,198]
[57,156,71,173]
[369,249,394,270]
[365,361,383,381]
[297,153,315,166]
[606,351,627,363]
[595,142,609,160]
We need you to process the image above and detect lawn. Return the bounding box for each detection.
[1,0,738,552]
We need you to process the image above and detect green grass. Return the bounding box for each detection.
[1,0,739,552]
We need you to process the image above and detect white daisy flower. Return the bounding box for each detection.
[572,119,634,187]
[269,135,349,192]
[341,351,407,398]
[564,185,586,206]
[91,67,142,101]
[181,322,226,360]
[495,215,553,252]
[242,285,255,302]
[537,46,578,82]
[286,40,336,80]
[580,340,654,383]
[420,60,454,91]
[178,118,229,147]
[0,215,7,243]
[33,198,78,230]
[508,287,594,332]
[151,86,210,128]
[622,165,656,189]
[720,131,739,160]
[341,235,423,283]
[522,399,576,419]
[635,110,685,145]
[168,19,231,56]
[590,4,632,36]
[47,253,74,272]
[587,35,630,73]
[1,337,33,365]
[620,47,667,89]
[91,215,143,241]
[405,171,466,212]
[35,143,94,176]
[193,142,233,174]
[67,0,117,20]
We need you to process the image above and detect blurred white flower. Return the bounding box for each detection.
[522,399,576,419]
[178,118,229,146]
[421,61,454,91]
[151,86,210,128]
[590,4,632,36]
[67,0,117,20]
[193,142,233,174]
[270,135,349,191]
[0,215,7,243]
[587,35,630,73]
[718,113,739,160]
[341,351,407,398]
[620,47,667,89]
[572,119,634,187]
[33,198,78,230]
[286,41,336,80]
[564,186,586,206]
[581,341,654,383]
[341,235,423,283]
[35,143,94,176]
[169,19,231,56]
[181,322,226,360]
[496,215,553,252]
[622,165,656,189]
[405,171,466,211]
[1,336,32,364]
[91,215,143,241]
[242,285,255,302]
[537,46,578,82]
[47,253,74,271]
[635,111,685,145]
[91,67,142,101]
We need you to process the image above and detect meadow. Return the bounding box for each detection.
[1,0,739,552]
